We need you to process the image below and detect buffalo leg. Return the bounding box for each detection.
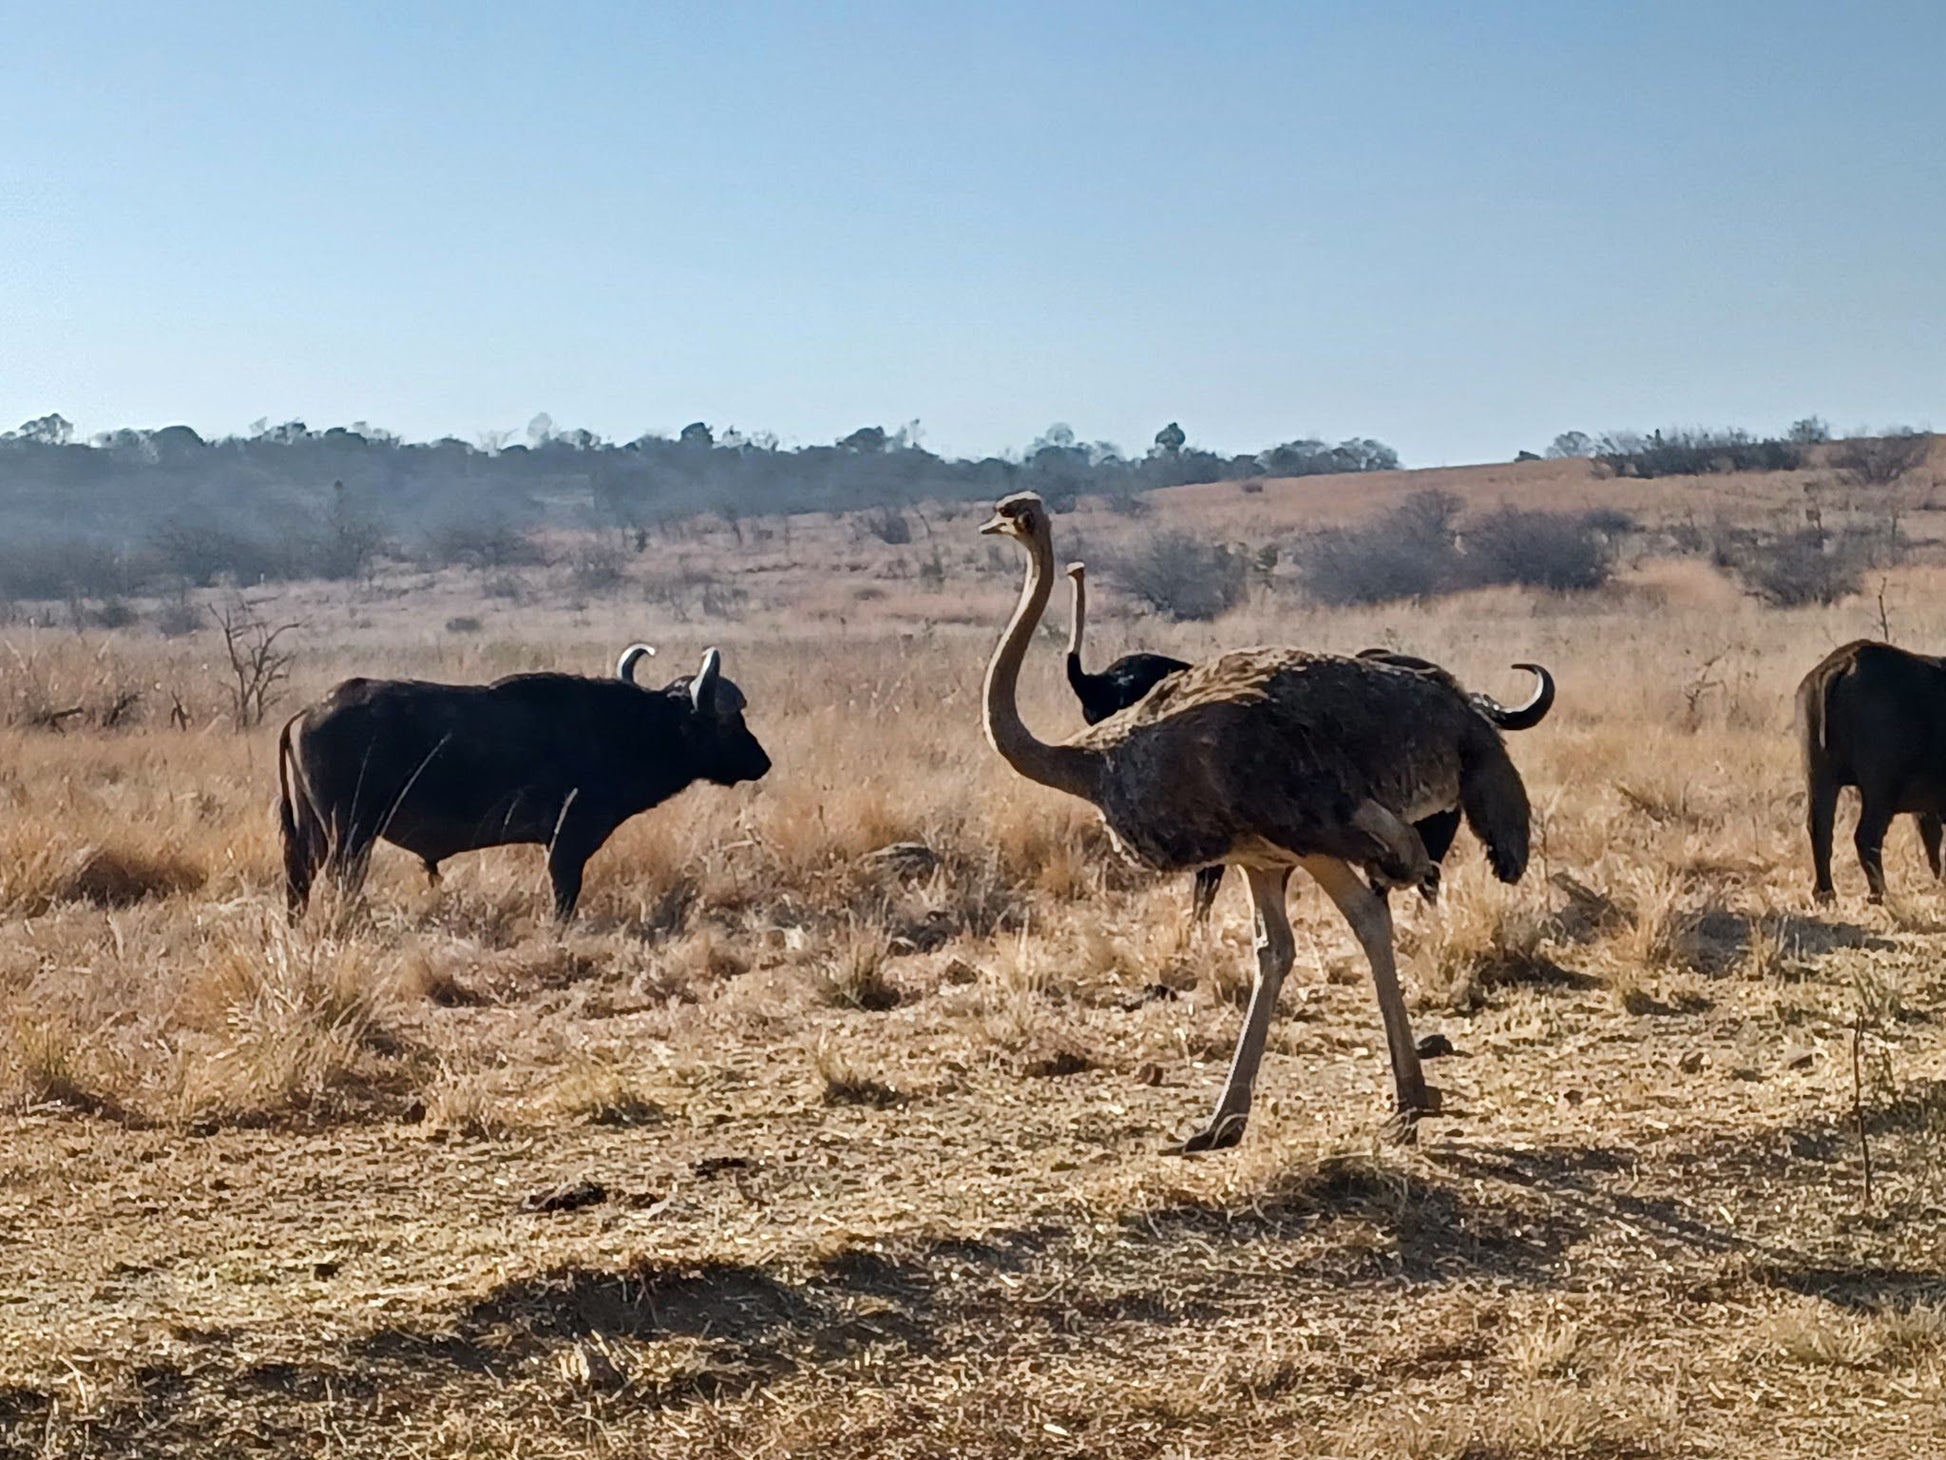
[284,826,323,920]
[1190,865,1225,923]
[1855,793,1896,904]
[315,807,377,906]
[545,828,602,922]
[1921,814,1943,881]
[1416,809,1462,867]
[1807,771,1840,904]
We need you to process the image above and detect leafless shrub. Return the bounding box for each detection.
[1723,525,1892,607]
[859,508,913,545]
[1294,490,1463,605]
[1832,431,1933,487]
[149,519,296,586]
[566,540,628,592]
[87,599,139,630]
[426,520,547,570]
[0,541,141,602]
[213,596,300,729]
[1110,528,1248,621]
[1299,494,1619,603]
[151,595,201,637]
[1463,506,1617,591]
[445,615,483,634]
[643,564,748,621]
[1595,428,1803,478]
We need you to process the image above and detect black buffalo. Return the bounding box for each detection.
[1799,638,1946,902]
[278,644,771,920]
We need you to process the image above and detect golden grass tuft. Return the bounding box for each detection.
[811,921,901,1010]
[1409,878,1564,1012]
[0,838,205,916]
[813,1041,905,1107]
[175,932,417,1128]
[0,1014,127,1118]
[541,1054,666,1127]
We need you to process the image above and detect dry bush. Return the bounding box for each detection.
[1724,525,1882,606]
[1760,1300,1946,1371]
[0,1015,126,1117]
[813,1042,904,1107]
[1408,882,1563,1012]
[1832,431,1933,486]
[418,1066,516,1139]
[541,1055,665,1127]
[1296,489,1462,604]
[858,508,913,545]
[425,519,547,570]
[176,934,417,1128]
[1109,527,1247,621]
[1299,492,1617,603]
[0,541,140,602]
[1596,426,1802,478]
[0,841,205,917]
[642,562,749,620]
[565,540,628,592]
[1463,506,1617,591]
[1613,867,1705,975]
[812,922,900,1010]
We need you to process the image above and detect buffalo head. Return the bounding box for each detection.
[670,647,772,787]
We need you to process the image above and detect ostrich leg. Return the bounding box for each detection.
[1178,866,1295,1153]
[1306,856,1438,1140]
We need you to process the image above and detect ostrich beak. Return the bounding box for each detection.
[978,514,1009,536]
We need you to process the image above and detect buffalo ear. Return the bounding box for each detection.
[690,648,722,713]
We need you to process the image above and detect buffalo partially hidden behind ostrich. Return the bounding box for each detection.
[1060,560,1554,922]
[279,644,770,921]
[982,493,1536,1148]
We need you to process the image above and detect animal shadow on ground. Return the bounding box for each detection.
[1758,1264,1946,1311]
[1691,909,1894,972]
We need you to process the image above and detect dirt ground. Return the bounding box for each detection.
[2,456,1945,1457]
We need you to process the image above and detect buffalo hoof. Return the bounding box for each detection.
[1171,1111,1248,1155]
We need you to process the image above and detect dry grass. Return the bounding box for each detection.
[5,461,1946,1455]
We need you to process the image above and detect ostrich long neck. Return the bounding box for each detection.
[984,531,1101,800]
[1067,571,1087,664]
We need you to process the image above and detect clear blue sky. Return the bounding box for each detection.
[3,1,1941,465]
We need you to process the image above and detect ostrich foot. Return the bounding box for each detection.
[1171,1110,1249,1155]
[1382,1084,1444,1144]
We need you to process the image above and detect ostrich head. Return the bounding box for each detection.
[978,492,1049,546]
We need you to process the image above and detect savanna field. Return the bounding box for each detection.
[7,455,1946,1457]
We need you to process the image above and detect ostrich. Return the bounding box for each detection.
[1062,563,1554,924]
[981,492,1533,1148]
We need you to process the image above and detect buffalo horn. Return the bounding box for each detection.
[1473,663,1555,731]
[691,647,722,712]
[617,643,656,684]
